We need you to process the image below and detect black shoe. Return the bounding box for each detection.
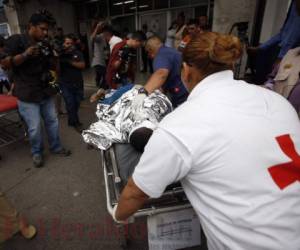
[33,155,44,168]
[52,148,71,157]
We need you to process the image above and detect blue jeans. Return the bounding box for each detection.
[18,98,62,156]
[60,83,83,126]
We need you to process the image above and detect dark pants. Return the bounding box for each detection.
[94,65,107,89]
[60,83,83,126]
[0,80,10,94]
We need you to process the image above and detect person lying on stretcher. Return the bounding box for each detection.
[83,84,173,153]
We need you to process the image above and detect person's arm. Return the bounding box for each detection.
[71,61,85,70]
[91,22,104,41]
[112,46,124,70]
[2,46,39,69]
[278,25,300,58]
[259,33,282,51]
[113,59,122,70]
[115,178,148,221]
[70,51,86,70]
[144,68,169,93]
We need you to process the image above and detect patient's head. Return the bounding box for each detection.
[129,127,153,152]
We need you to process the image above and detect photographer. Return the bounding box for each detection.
[2,12,71,168]
[57,34,85,132]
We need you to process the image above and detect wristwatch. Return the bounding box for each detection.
[138,87,149,96]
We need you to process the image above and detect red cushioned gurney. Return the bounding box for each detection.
[0,95,18,113]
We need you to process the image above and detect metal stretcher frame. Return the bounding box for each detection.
[0,109,25,148]
[101,146,192,223]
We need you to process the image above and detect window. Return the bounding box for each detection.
[110,0,123,16]
[137,0,153,11]
[124,0,136,14]
[0,23,10,38]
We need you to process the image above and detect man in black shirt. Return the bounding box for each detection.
[57,34,85,131]
[2,12,71,168]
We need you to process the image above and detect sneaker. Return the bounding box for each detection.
[32,155,43,168]
[20,225,37,239]
[52,148,71,157]
[19,218,37,240]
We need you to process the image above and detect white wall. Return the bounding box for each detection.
[4,2,20,34]
[259,0,290,43]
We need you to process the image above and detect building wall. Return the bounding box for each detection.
[5,0,76,34]
[4,3,20,34]
[212,0,256,34]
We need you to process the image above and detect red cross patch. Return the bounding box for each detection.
[268,134,300,190]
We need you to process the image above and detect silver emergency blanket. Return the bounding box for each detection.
[82,86,173,150]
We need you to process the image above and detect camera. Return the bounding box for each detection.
[37,41,52,57]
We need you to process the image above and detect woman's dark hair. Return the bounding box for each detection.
[182,32,242,76]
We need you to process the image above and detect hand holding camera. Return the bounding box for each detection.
[23,46,40,58]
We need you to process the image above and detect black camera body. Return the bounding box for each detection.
[37,41,52,57]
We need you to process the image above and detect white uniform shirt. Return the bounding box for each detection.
[91,34,107,67]
[109,35,122,52]
[133,70,300,250]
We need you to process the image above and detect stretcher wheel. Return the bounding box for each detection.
[118,225,131,249]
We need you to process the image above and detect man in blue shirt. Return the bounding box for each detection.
[132,36,188,110]
[249,0,300,84]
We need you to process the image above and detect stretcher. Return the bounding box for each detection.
[101,143,207,249]
[0,95,25,148]
[102,145,191,219]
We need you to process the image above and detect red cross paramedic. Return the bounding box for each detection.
[114,32,300,250]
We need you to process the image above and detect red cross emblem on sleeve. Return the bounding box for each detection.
[268,134,300,190]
